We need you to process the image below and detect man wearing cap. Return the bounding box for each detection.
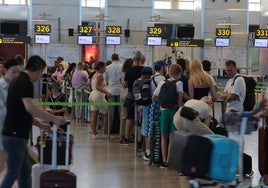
[141,61,166,161]
[47,82,66,117]
[104,54,122,134]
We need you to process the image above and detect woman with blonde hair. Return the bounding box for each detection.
[188,59,218,100]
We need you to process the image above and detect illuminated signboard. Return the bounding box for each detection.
[106,26,122,34]
[167,39,204,47]
[147,27,164,36]
[255,29,268,38]
[78,25,95,34]
[216,28,231,37]
[34,24,51,33]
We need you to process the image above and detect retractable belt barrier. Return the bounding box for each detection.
[35,101,123,106]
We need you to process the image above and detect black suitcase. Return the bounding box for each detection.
[181,135,213,178]
[243,153,253,176]
[36,131,73,165]
[259,125,268,176]
[40,122,77,188]
[169,131,192,172]
[149,121,162,165]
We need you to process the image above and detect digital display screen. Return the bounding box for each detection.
[254,38,268,47]
[147,36,162,46]
[177,26,195,39]
[34,34,50,44]
[77,35,93,45]
[215,38,230,47]
[105,36,121,45]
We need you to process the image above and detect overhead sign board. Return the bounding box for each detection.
[216,28,231,37]
[167,39,204,47]
[34,24,51,33]
[0,36,31,44]
[106,26,122,34]
[78,25,95,34]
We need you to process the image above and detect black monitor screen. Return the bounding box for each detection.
[1,22,20,35]
[176,26,195,39]
[215,38,230,47]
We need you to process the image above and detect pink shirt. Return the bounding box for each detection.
[52,71,64,83]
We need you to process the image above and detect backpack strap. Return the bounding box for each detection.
[152,75,161,88]
[231,75,241,86]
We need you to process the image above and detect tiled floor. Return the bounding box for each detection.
[0,112,265,188]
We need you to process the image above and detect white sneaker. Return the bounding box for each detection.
[104,134,115,139]
[253,184,268,188]
[92,134,101,139]
[92,134,106,139]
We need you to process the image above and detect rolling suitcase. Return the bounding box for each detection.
[203,134,239,182]
[258,124,268,176]
[168,131,192,172]
[36,130,74,165]
[149,121,162,165]
[181,135,213,178]
[40,122,76,188]
[32,129,52,188]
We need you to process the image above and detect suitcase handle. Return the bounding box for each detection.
[51,120,71,170]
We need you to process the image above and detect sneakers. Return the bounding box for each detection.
[143,153,150,161]
[253,184,268,188]
[92,134,106,139]
[120,139,131,145]
[159,162,168,170]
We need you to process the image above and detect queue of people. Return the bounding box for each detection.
[0,50,267,187]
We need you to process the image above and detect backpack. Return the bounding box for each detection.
[132,78,152,106]
[232,75,257,111]
[158,80,178,108]
[63,71,74,88]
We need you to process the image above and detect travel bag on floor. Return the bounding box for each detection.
[36,129,74,165]
[149,121,162,165]
[32,129,52,188]
[259,124,268,176]
[203,134,239,182]
[168,131,192,172]
[181,135,213,178]
[40,122,76,188]
[243,153,253,176]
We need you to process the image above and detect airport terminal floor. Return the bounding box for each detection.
[0,107,264,188]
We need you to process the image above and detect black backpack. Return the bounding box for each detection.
[132,78,152,106]
[232,75,257,111]
[158,80,178,108]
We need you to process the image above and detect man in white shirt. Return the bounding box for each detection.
[104,54,122,134]
[220,60,246,112]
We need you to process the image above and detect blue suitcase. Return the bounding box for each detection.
[203,134,239,182]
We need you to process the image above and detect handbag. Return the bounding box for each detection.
[180,106,199,120]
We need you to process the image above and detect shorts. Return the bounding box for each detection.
[149,101,161,122]
[160,108,177,135]
[0,136,3,150]
[141,105,151,137]
[90,105,108,114]
[126,105,135,119]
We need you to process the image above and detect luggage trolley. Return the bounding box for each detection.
[189,111,258,188]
